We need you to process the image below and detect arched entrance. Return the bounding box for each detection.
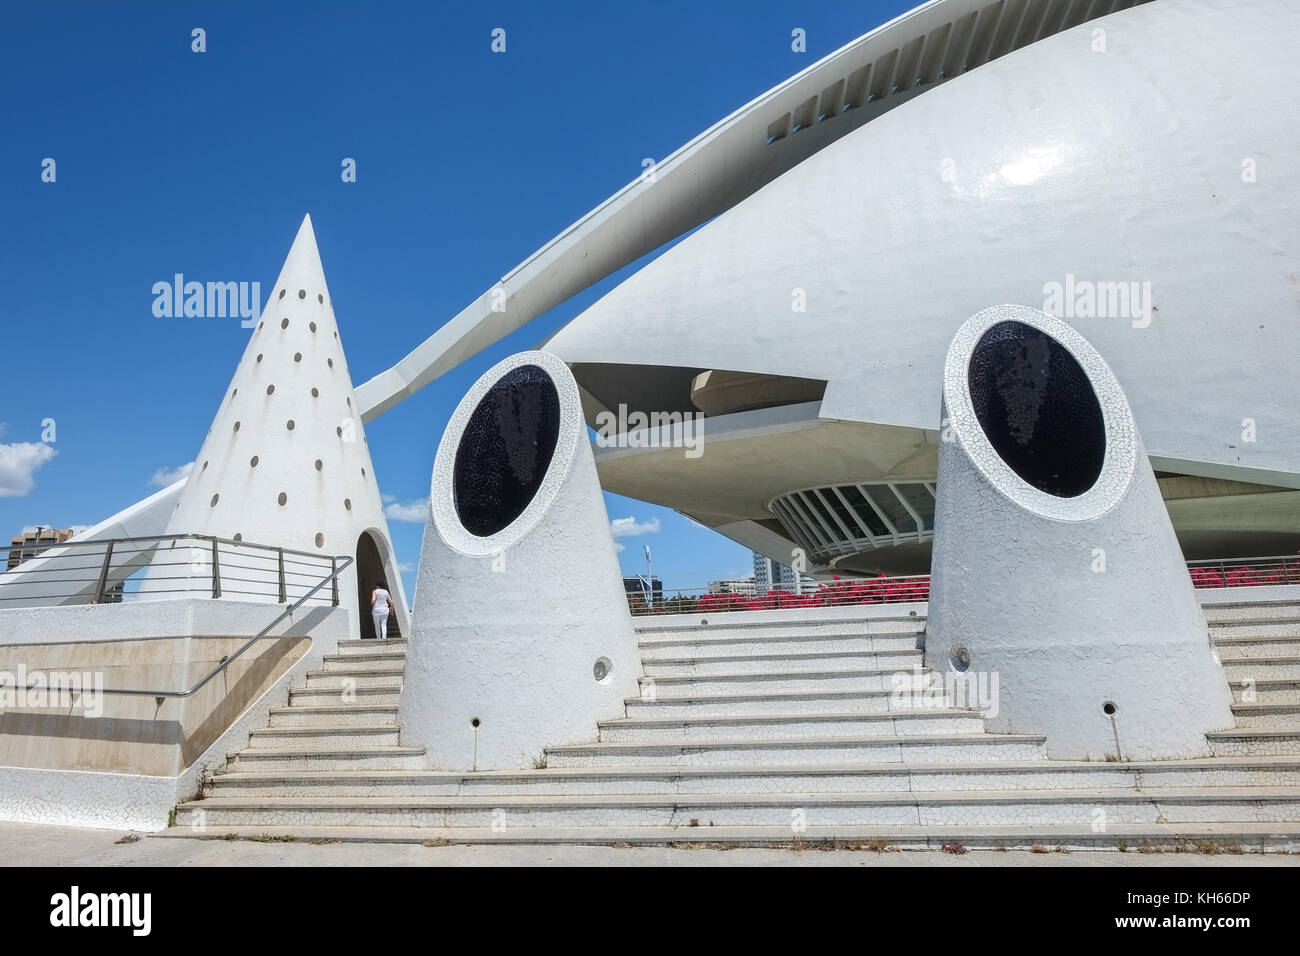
[356,531,402,640]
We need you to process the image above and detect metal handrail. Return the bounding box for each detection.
[14,554,354,701]
[2,532,329,560]
[1,532,341,606]
[632,556,1300,615]
[3,532,355,699]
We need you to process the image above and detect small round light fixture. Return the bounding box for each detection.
[593,657,612,682]
[948,642,972,673]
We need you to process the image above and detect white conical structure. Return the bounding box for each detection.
[400,350,642,770]
[925,305,1233,760]
[150,215,409,640]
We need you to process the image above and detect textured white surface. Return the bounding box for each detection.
[400,351,642,770]
[545,0,1300,490]
[926,306,1235,760]
[146,216,409,641]
[0,597,321,646]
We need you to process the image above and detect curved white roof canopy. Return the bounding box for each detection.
[354,0,1151,422]
[546,0,1300,495]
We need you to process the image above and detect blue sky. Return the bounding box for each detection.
[0,0,913,597]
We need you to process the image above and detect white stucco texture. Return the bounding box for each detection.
[400,350,643,770]
[924,306,1236,760]
[145,215,410,640]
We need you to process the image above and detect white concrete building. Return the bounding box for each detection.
[352,0,1300,577]
[4,0,1300,846]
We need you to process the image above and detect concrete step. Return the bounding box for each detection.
[335,638,407,657]
[290,684,402,707]
[1230,678,1300,705]
[1230,703,1300,728]
[1203,602,1300,624]
[268,704,399,729]
[1208,728,1300,757]
[597,710,986,743]
[623,688,944,718]
[321,652,407,672]
[305,667,405,689]
[226,746,426,772]
[641,649,921,677]
[1220,657,1300,681]
[248,725,400,748]
[545,732,1047,768]
[1213,619,1300,636]
[638,668,930,699]
[637,633,923,657]
[151,821,1300,851]
[1212,634,1300,657]
[203,756,1300,798]
[172,787,1300,830]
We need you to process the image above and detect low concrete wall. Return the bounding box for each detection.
[634,583,1300,630]
[634,601,930,631]
[0,599,347,830]
[1196,584,1300,607]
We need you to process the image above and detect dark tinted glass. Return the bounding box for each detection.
[454,365,561,536]
[967,321,1105,498]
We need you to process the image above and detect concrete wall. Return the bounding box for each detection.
[0,599,347,830]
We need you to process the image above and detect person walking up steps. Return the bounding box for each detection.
[370,578,395,640]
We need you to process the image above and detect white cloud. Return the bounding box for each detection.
[385,498,429,523]
[148,461,194,488]
[0,440,57,497]
[396,561,415,573]
[611,516,660,555]
[381,493,397,504]
[610,516,660,539]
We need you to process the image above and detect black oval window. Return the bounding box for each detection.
[454,364,561,536]
[967,321,1105,498]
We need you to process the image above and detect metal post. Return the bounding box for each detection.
[211,539,222,599]
[93,541,115,604]
[277,548,287,603]
[330,556,339,607]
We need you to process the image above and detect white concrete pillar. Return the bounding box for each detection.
[400,350,642,770]
[925,305,1234,759]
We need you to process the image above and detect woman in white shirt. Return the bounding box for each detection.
[370,578,395,640]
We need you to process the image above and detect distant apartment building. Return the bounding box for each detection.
[6,527,76,571]
[708,578,755,597]
[622,575,663,607]
[752,551,817,594]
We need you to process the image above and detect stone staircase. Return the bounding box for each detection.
[166,601,1300,850]
[1205,599,1300,758]
[215,637,425,777]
